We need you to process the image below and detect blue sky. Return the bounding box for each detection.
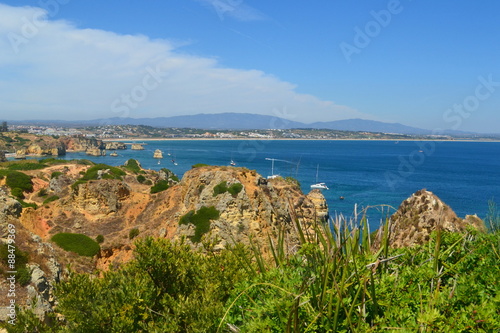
[1,1,499,133]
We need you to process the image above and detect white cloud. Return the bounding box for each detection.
[0,3,371,123]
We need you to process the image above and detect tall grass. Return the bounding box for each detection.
[220,205,500,332]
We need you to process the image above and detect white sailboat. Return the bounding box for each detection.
[265,158,280,179]
[311,165,329,190]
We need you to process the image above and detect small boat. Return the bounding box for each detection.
[310,165,329,190]
[265,158,280,179]
[339,196,345,200]
[230,159,236,166]
[110,151,118,157]
[171,158,178,166]
[311,182,329,190]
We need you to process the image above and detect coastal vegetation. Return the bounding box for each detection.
[150,179,170,194]
[51,233,100,257]
[179,206,220,243]
[213,181,243,197]
[11,215,499,332]
[0,169,33,199]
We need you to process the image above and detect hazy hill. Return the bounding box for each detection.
[8,113,486,136]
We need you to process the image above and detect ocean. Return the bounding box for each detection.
[34,139,500,222]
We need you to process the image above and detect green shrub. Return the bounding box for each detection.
[51,233,100,257]
[81,164,126,181]
[0,244,29,267]
[285,176,301,187]
[136,175,146,184]
[192,163,209,168]
[129,228,140,240]
[179,206,219,243]
[42,195,59,205]
[213,181,243,197]
[51,171,63,179]
[228,183,243,197]
[160,168,179,181]
[16,265,32,286]
[37,188,48,197]
[11,187,25,199]
[39,158,68,165]
[123,159,141,173]
[5,171,33,192]
[8,162,47,171]
[19,200,37,209]
[96,235,104,244]
[213,181,228,196]
[150,180,169,194]
[76,159,94,165]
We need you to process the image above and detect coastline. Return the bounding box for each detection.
[102,137,500,143]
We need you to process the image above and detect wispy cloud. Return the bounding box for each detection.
[0,4,371,123]
[194,0,268,22]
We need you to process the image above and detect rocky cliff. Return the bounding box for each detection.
[15,144,66,157]
[381,189,485,248]
[60,136,104,152]
[104,141,126,150]
[8,163,327,272]
[0,190,63,322]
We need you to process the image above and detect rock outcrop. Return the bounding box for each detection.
[307,189,329,222]
[131,144,144,150]
[169,167,325,254]
[104,142,126,150]
[153,149,163,159]
[0,189,22,237]
[72,180,131,215]
[384,189,485,248]
[60,136,104,152]
[86,148,106,156]
[15,144,65,157]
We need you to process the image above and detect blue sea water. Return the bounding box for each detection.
[38,140,500,221]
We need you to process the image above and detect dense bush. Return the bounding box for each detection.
[123,159,141,173]
[71,164,126,191]
[4,170,33,193]
[212,181,228,196]
[213,181,243,197]
[228,183,243,197]
[81,164,126,181]
[95,235,104,244]
[42,195,59,205]
[10,187,25,199]
[179,206,220,243]
[0,244,30,286]
[136,174,146,184]
[7,162,47,171]
[19,200,37,209]
[51,171,63,179]
[192,163,209,168]
[129,228,140,240]
[7,215,500,332]
[51,233,100,257]
[150,180,169,194]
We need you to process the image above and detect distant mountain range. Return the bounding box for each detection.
[8,113,487,136]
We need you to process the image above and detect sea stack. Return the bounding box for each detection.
[153,149,163,159]
[379,189,486,248]
[131,144,144,150]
